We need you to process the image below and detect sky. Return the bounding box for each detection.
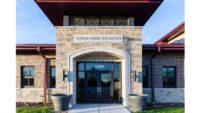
[16,0,184,44]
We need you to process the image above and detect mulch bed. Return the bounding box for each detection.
[146,103,184,108]
[16,102,53,107]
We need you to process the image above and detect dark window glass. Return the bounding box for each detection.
[77,71,85,102]
[86,63,95,71]
[70,16,85,26]
[50,66,56,88]
[78,72,85,88]
[21,66,35,88]
[69,16,129,26]
[100,17,114,26]
[23,67,34,77]
[142,66,149,88]
[115,17,127,26]
[86,63,113,71]
[99,63,112,71]
[113,63,121,102]
[162,66,176,88]
[29,78,34,86]
[78,63,85,71]
[87,73,97,87]
[86,16,99,26]
[172,38,185,44]
[114,63,119,71]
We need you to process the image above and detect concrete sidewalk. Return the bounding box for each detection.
[68,104,130,113]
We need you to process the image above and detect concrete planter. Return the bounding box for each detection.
[127,94,148,112]
[51,94,71,112]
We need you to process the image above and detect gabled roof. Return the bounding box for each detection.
[154,22,185,45]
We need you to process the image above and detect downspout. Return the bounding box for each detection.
[150,45,161,102]
[37,47,47,104]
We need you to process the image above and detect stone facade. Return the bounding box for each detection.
[16,30,184,105]
[56,26,142,105]
[16,54,56,102]
[16,46,185,104]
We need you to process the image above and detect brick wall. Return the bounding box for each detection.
[142,52,184,88]
[142,52,184,103]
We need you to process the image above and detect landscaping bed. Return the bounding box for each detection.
[135,107,184,113]
[16,103,54,113]
[135,103,184,113]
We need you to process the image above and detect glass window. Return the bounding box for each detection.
[21,66,35,88]
[78,72,85,88]
[86,63,113,71]
[115,17,127,26]
[50,66,56,88]
[86,63,95,71]
[78,63,85,71]
[162,66,176,88]
[70,16,85,26]
[114,63,120,72]
[77,71,85,102]
[142,66,149,88]
[86,16,99,26]
[69,16,129,26]
[100,17,114,26]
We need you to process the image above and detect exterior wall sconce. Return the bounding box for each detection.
[63,70,67,81]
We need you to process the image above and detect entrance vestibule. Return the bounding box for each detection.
[77,62,122,103]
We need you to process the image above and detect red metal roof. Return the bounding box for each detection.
[35,0,163,26]
[16,43,184,53]
[16,44,56,53]
[143,44,184,53]
[154,22,185,45]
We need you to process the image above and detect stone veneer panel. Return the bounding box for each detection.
[56,26,143,101]
[143,88,184,103]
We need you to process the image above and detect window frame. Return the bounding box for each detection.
[69,16,129,26]
[142,66,149,88]
[21,66,35,88]
[162,66,177,88]
[114,17,128,26]
[50,66,56,88]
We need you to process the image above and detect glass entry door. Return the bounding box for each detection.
[85,72,98,102]
[99,72,113,102]
[85,71,113,102]
[77,62,121,103]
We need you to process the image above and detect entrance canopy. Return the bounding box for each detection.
[35,0,163,26]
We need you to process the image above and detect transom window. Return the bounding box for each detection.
[21,66,35,88]
[162,66,176,88]
[70,16,128,26]
[142,66,149,88]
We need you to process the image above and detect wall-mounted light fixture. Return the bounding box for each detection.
[63,70,67,81]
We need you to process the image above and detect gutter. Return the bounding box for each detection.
[37,47,47,104]
[37,47,55,104]
[150,45,161,102]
